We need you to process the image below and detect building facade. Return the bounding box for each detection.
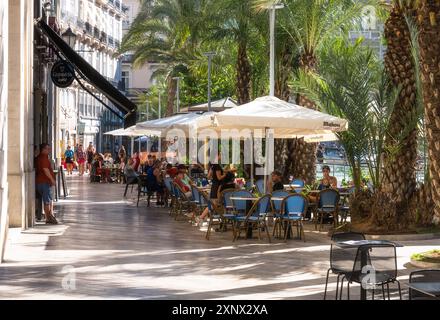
[121,0,160,107]
[57,0,125,155]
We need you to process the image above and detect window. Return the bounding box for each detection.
[121,71,130,91]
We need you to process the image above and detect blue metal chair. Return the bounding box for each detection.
[199,190,230,240]
[164,177,176,215]
[271,190,289,238]
[281,194,308,241]
[291,178,305,193]
[316,189,340,231]
[234,194,271,242]
[172,182,193,221]
[339,187,355,224]
[255,179,265,194]
[231,190,254,217]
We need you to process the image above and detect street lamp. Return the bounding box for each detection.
[203,52,216,112]
[62,27,77,48]
[172,77,182,113]
[268,2,284,96]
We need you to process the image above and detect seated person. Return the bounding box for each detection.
[132,152,141,172]
[269,171,284,193]
[124,158,139,184]
[318,165,337,190]
[174,167,192,199]
[166,163,178,178]
[218,165,237,197]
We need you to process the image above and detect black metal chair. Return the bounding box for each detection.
[137,175,153,207]
[341,243,402,300]
[409,269,440,300]
[123,175,138,197]
[324,232,366,300]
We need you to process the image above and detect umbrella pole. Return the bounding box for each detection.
[251,132,254,188]
[264,128,268,194]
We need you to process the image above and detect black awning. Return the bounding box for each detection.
[35,19,137,129]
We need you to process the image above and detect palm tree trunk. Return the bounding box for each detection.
[417,0,440,224]
[274,43,294,181]
[374,4,419,228]
[236,42,251,105]
[166,75,177,117]
[288,53,318,185]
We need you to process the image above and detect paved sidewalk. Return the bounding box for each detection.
[0,175,438,300]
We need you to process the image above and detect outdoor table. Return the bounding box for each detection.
[334,239,403,300]
[230,196,260,239]
[407,282,440,299]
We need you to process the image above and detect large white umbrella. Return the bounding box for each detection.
[181,97,238,112]
[212,96,348,191]
[213,96,348,139]
[136,112,215,136]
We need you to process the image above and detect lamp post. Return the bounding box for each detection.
[268,3,284,97]
[203,52,216,112]
[172,77,182,113]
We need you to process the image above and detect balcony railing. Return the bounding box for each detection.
[100,31,108,44]
[77,19,84,30]
[94,26,100,39]
[85,22,93,36]
[108,36,115,47]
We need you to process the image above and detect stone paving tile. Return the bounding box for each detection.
[0,175,439,300]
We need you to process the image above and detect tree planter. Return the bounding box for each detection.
[410,250,440,269]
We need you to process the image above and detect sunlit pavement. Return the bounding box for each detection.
[0,174,438,300]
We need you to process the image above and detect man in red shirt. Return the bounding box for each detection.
[35,143,58,224]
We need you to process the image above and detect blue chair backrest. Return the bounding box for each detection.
[254,195,271,217]
[222,189,236,208]
[283,194,308,216]
[191,185,201,203]
[255,179,265,194]
[200,191,213,212]
[172,182,181,198]
[291,179,305,187]
[319,189,339,208]
[245,180,253,191]
[232,190,253,214]
[164,177,173,193]
[271,190,289,212]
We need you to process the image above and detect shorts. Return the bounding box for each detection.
[77,159,85,165]
[65,157,73,164]
[36,183,53,205]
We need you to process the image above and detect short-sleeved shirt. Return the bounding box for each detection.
[36,154,54,185]
[65,149,74,159]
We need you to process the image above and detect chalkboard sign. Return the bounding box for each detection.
[51,60,75,88]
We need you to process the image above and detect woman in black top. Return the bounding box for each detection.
[208,154,229,200]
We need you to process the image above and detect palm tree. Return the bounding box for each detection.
[206,0,266,104]
[256,0,364,184]
[120,0,205,116]
[417,0,440,223]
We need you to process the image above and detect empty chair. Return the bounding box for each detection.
[409,270,440,300]
[324,232,366,300]
[271,190,289,238]
[219,188,238,214]
[280,194,308,242]
[231,190,254,217]
[234,194,271,242]
[341,244,402,300]
[339,186,355,224]
[199,190,230,240]
[315,189,340,231]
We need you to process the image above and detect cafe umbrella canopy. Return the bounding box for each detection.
[212,96,348,191]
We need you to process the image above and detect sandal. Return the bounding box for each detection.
[46,215,58,225]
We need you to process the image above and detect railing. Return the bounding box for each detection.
[108,36,115,47]
[100,31,107,44]
[94,26,100,39]
[85,22,93,36]
[77,19,84,30]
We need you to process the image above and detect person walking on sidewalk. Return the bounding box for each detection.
[86,142,95,174]
[35,143,58,224]
[64,145,74,175]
